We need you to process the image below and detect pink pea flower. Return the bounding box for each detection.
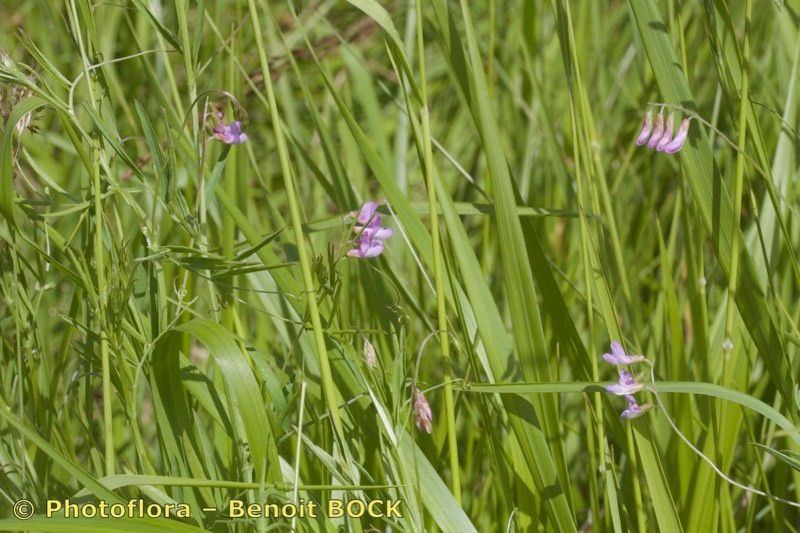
[647,112,666,149]
[635,110,653,145]
[213,120,248,145]
[662,118,691,154]
[655,114,674,151]
[412,386,433,434]
[606,369,643,396]
[347,202,393,259]
[602,341,646,366]
[621,394,652,419]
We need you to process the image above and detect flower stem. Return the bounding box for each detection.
[723,0,753,356]
[68,0,114,475]
[246,0,346,447]
[414,0,461,503]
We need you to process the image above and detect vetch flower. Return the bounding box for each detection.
[347,201,393,259]
[636,110,654,145]
[356,201,379,225]
[606,369,643,396]
[620,394,652,419]
[655,114,674,151]
[213,120,248,145]
[647,112,666,149]
[602,340,646,366]
[412,386,432,434]
[661,118,690,154]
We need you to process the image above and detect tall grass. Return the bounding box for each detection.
[0,0,799,531]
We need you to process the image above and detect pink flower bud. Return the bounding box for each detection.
[412,386,432,434]
[635,110,654,145]
[363,338,377,369]
[647,113,666,149]
[655,114,675,151]
[662,118,690,154]
[621,395,651,419]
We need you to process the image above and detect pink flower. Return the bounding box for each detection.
[662,118,690,154]
[347,202,393,259]
[412,386,432,434]
[635,111,654,145]
[647,112,666,149]
[621,394,651,419]
[636,108,691,155]
[655,114,674,151]
[606,369,643,396]
[213,120,248,145]
[602,341,645,366]
[356,201,379,225]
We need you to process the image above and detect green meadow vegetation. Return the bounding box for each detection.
[1,0,800,530]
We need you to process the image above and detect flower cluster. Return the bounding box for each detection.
[347,202,393,259]
[412,386,433,434]
[636,110,690,154]
[603,341,651,419]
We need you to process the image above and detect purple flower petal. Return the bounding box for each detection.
[602,340,646,365]
[655,114,675,151]
[606,369,643,395]
[363,227,393,240]
[635,111,653,145]
[213,121,248,145]
[610,340,625,358]
[621,395,651,419]
[663,118,690,154]
[607,383,640,395]
[349,201,392,259]
[361,241,384,258]
[357,202,379,225]
[647,113,666,149]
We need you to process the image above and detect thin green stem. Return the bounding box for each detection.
[245,0,346,448]
[93,143,113,476]
[175,0,198,143]
[457,381,800,444]
[414,0,461,503]
[68,0,113,475]
[723,0,753,351]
